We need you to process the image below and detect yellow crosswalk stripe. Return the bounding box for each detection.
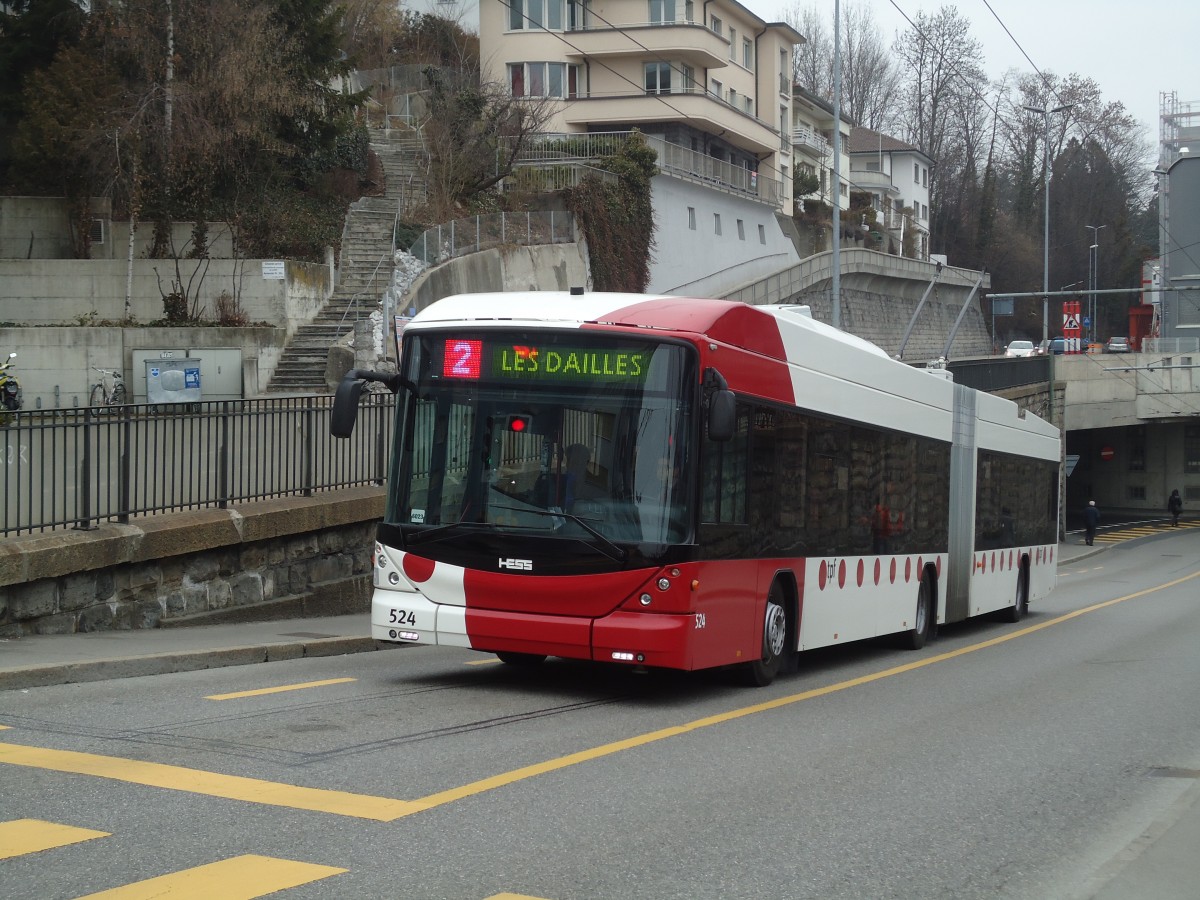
[0,742,418,821]
[74,854,345,899]
[0,819,109,859]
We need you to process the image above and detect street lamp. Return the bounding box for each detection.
[1024,103,1075,345]
[1085,223,1107,344]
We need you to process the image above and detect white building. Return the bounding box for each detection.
[478,0,809,295]
[847,126,931,260]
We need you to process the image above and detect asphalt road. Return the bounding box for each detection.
[2,529,1199,899]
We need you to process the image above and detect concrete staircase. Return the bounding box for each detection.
[266,126,428,394]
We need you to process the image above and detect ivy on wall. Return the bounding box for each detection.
[564,131,658,292]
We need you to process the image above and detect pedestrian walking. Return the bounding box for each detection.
[1168,488,1183,526]
[1084,500,1100,546]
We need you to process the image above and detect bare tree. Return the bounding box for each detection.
[783,0,899,132]
[839,2,901,133]
[419,70,555,218]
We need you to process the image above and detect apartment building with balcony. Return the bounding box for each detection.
[479,0,807,296]
[847,126,931,260]
[790,85,851,213]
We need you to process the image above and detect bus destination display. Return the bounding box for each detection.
[441,339,652,383]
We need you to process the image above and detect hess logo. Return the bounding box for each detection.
[498,557,533,571]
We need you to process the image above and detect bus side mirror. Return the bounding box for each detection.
[330,377,366,438]
[708,389,735,441]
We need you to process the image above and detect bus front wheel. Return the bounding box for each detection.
[740,585,788,686]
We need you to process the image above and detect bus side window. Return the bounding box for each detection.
[701,405,750,524]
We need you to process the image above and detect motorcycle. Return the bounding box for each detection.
[1,352,22,411]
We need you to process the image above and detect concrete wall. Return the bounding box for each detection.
[402,241,591,316]
[0,325,285,406]
[0,487,384,637]
[647,175,802,297]
[1,197,237,259]
[0,258,330,329]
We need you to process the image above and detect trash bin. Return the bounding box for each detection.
[146,358,202,404]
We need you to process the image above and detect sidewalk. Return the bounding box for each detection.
[0,613,377,692]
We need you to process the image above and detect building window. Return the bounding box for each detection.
[1186,426,1200,473]
[1127,484,1146,500]
[714,213,722,235]
[1128,425,1145,471]
[922,167,928,187]
[737,219,745,240]
[758,224,766,244]
[914,162,920,181]
[865,160,880,171]
[649,0,676,24]
[922,203,928,220]
[728,27,736,60]
[679,64,694,93]
[512,0,582,29]
[644,61,671,94]
[729,87,737,106]
[709,78,722,99]
[710,14,722,36]
[688,207,696,230]
[509,62,579,98]
[743,39,753,69]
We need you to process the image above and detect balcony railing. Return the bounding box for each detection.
[792,125,830,157]
[507,131,785,208]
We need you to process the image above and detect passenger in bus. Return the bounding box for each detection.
[564,444,600,508]
[870,498,893,554]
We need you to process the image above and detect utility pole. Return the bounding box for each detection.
[1024,103,1074,346]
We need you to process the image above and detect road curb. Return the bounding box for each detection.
[0,636,382,692]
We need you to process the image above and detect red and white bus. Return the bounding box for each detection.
[333,290,1060,685]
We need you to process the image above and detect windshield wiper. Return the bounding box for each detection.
[403,520,497,546]
[489,504,628,563]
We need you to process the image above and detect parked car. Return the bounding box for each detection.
[1105,336,1131,353]
[1004,340,1036,358]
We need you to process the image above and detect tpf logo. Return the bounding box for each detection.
[499,557,533,571]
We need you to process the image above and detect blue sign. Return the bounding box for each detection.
[184,367,201,389]
[1082,317,1091,328]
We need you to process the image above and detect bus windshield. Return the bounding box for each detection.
[389,330,696,548]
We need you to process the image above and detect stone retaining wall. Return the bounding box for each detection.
[0,487,384,637]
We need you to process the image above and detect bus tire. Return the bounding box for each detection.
[495,652,547,667]
[740,583,788,686]
[1000,561,1029,623]
[898,574,933,650]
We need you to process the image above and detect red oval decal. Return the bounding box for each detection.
[838,560,847,589]
[402,553,436,583]
[857,559,865,587]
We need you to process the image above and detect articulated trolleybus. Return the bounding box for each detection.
[332,290,1059,686]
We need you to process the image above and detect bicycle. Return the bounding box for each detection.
[89,366,127,407]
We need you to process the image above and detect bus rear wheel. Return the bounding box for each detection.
[740,585,788,686]
[898,575,932,650]
[1000,563,1029,623]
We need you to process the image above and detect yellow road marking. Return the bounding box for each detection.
[0,742,418,821]
[405,567,1200,816]
[466,658,504,666]
[4,568,1197,823]
[205,677,356,700]
[486,895,553,899]
[75,854,345,899]
[0,819,109,859]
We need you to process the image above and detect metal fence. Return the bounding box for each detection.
[1,395,395,536]
[408,211,576,266]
